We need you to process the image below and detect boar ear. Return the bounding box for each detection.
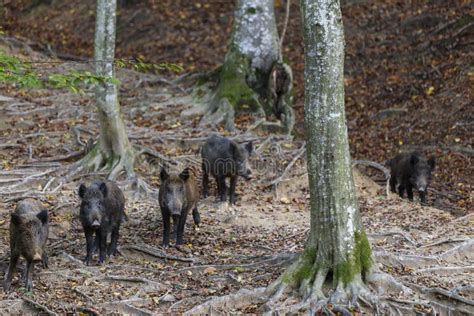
[428,156,435,171]
[410,154,419,166]
[11,213,22,226]
[179,167,191,181]
[78,184,87,199]
[37,210,48,224]
[245,141,253,155]
[229,142,239,156]
[160,167,169,181]
[99,182,108,197]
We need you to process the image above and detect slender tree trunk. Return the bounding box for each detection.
[265,0,373,309]
[83,0,134,179]
[186,0,294,133]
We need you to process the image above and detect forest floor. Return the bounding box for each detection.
[0,0,473,314]
[0,40,472,314]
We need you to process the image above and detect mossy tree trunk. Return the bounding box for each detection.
[82,0,135,180]
[190,0,294,133]
[266,0,375,309]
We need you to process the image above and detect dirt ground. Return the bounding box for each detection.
[2,0,473,214]
[0,40,473,314]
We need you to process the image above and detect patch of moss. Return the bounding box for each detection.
[282,247,316,284]
[355,231,372,273]
[216,51,261,112]
[334,231,373,286]
[246,7,257,14]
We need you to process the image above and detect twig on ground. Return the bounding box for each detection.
[29,150,86,163]
[413,265,474,275]
[121,245,196,263]
[0,143,22,149]
[419,237,470,249]
[72,305,100,316]
[263,144,305,187]
[184,287,266,315]
[72,287,95,303]
[103,276,151,283]
[179,253,296,272]
[418,286,474,306]
[369,231,418,246]
[42,177,56,192]
[134,145,176,165]
[60,251,84,266]
[22,297,58,316]
[352,159,391,196]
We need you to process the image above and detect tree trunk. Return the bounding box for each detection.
[186,0,294,133]
[266,0,373,309]
[82,0,135,179]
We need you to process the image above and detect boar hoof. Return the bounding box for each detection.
[25,282,33,292]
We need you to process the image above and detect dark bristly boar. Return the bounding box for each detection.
[4,199,49,292]
[159,167,200,247]
[201,135,253,204]
[78,180,126,265]
[388,152,435,204]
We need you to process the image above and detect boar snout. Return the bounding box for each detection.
[242,169,253,180]
[91,219,100,229]
[33,253,42,262]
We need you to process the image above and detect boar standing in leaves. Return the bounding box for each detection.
[4,199,49,292]
[159,167,200,247]
[201,135,253,204]
[388,152,435,204]
[78,181,126,265]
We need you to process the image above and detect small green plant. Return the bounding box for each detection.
[0,51,182,93]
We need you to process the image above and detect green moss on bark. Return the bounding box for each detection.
[334,231,373,286]
[216,50,261,112]
[282,247,316,285]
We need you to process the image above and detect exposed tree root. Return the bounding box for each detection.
[185,250,419,315]
[184,287,266,315]
[120,244,196,263]
[22,297,57,316]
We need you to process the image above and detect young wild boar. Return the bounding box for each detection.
[78,181,126,265]
[159,167,200,247]
[201,135,253,204]
[388,152,435,204]
[4,199,49,292]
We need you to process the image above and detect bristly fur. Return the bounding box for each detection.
[4,199,49,292]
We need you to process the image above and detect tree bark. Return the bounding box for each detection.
[265,0,373,308]
[82,0,134,179]
[186,0,294,133]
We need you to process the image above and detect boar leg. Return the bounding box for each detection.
[420,192,427,205]
[108,225,120,256]
[172,217,179,241]
[406,184,414,201]
[229,175,238,204]
[3,253,19,291]
[42,252,49,269]
[192,207,201,226]
[98,229,107,264]
[24,260,34,291]
[92,233,100,254]
[202,163,209,198]
[162,212,171,247]
[176,214,188,246]
[84,229,95,266]
[398,185,405,198]
[217,176,227,202]
[389,176,397,193]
